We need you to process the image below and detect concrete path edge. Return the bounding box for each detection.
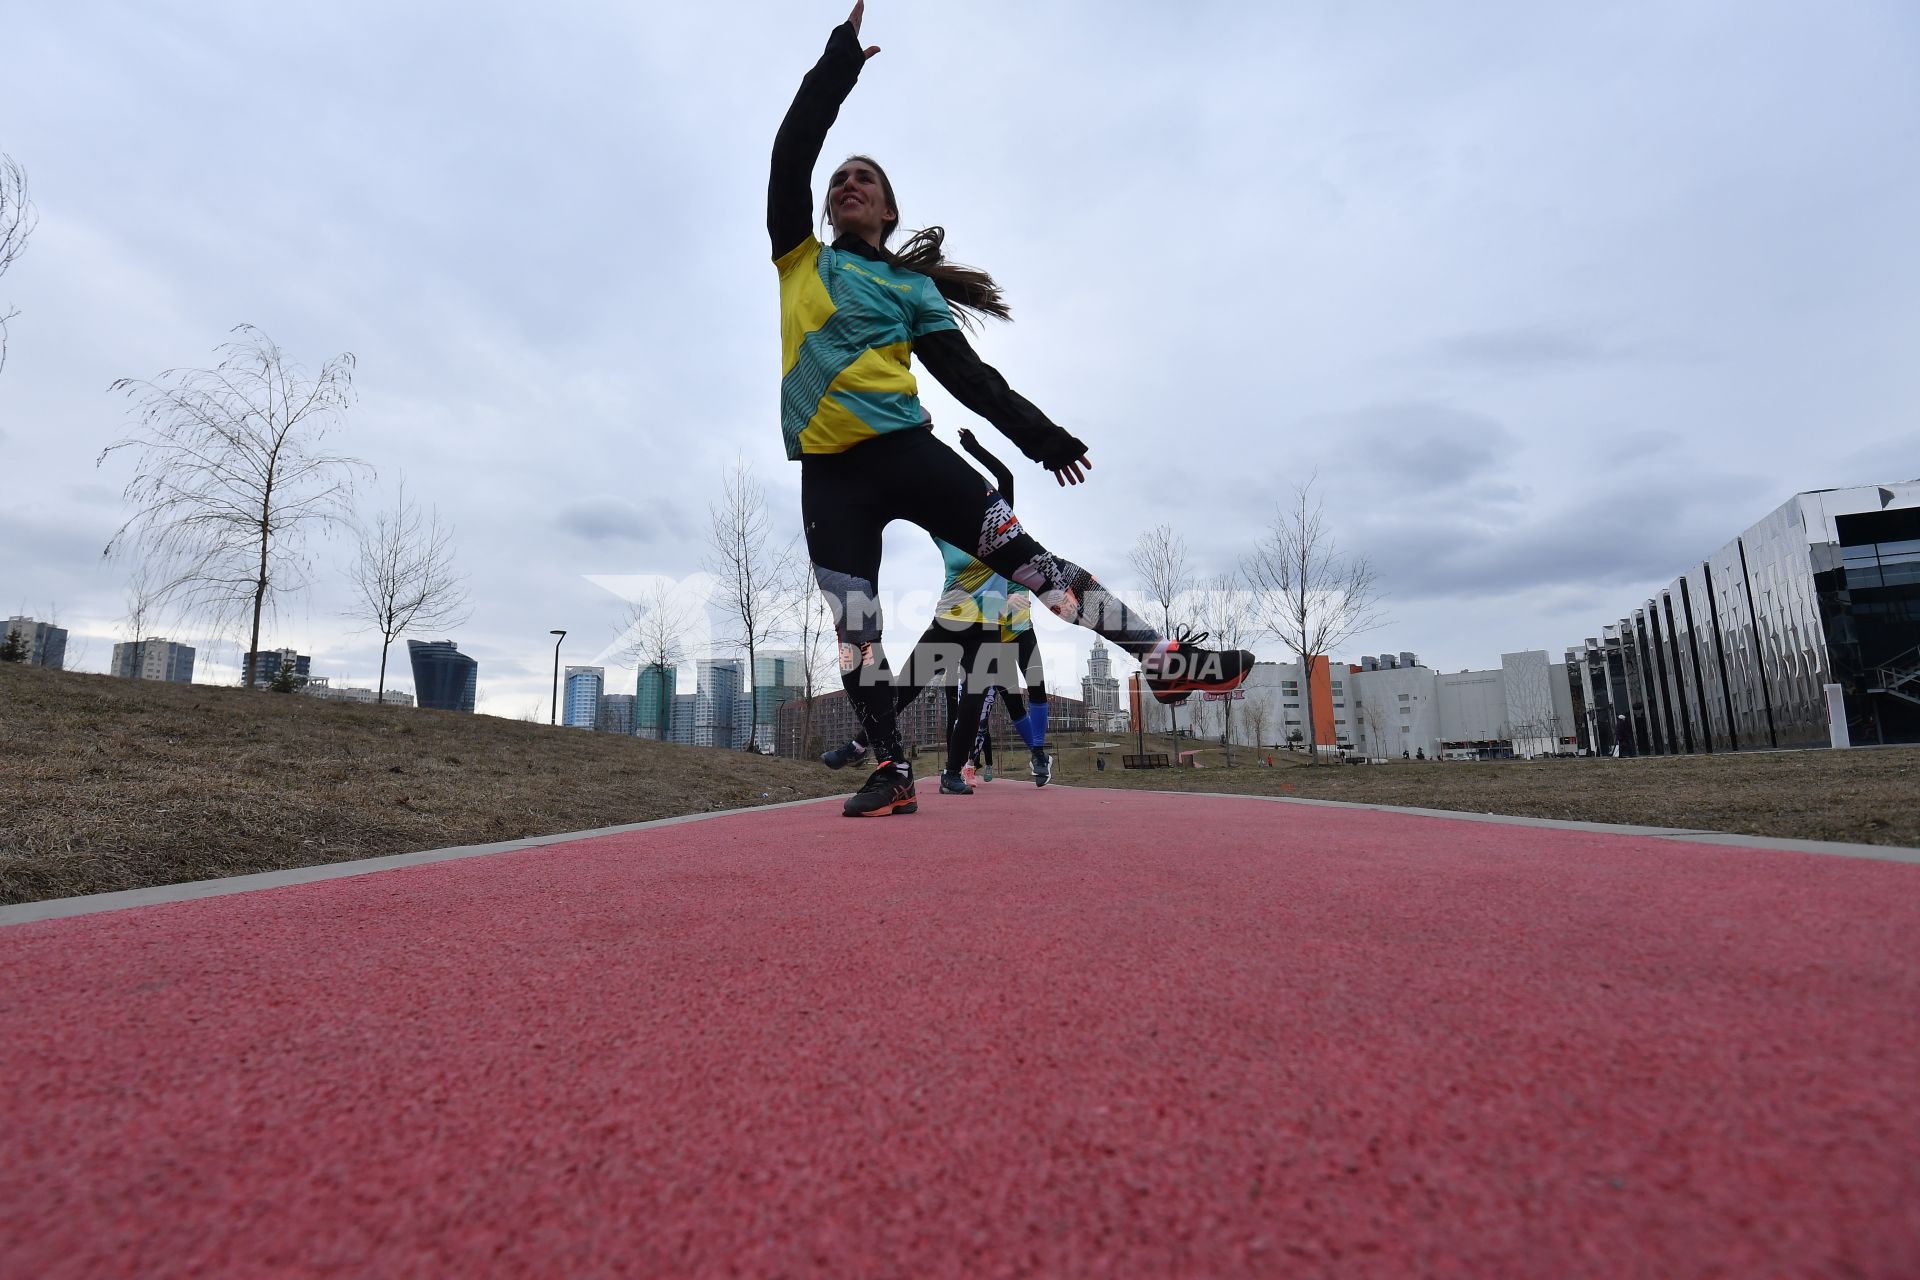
[0,795,842,927]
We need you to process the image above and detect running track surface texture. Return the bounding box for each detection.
[4,787,1918,1279]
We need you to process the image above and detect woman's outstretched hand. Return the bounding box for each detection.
[848,1,880,58]
[1052,455,1092,487]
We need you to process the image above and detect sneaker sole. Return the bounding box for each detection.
[1147,668,1252,705]
[842,799,919,817]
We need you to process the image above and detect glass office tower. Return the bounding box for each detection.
[563,666,605,729]
[408,640,478,713]
[636,663,676,740]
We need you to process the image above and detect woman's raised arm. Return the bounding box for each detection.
[768,4,880,262]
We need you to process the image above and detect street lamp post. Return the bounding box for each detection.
[550,629,567,726]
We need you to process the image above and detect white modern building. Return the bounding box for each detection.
[1159,648,1579,760]
[301,678,414,707]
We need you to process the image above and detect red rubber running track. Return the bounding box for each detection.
[4,786,1917,1277]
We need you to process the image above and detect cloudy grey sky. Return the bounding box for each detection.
[4,0,1917,715]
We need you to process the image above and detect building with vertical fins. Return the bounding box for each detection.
[407,639,478,713]
[1567,483,1920,754]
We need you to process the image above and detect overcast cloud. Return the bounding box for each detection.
[3,0,1917,714]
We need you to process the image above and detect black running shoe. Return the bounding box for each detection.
[842,762,917,817]
[1029,748,1052,787]
[939,770,974,795]
[821,737,868,771]
[1141,627,1256,706]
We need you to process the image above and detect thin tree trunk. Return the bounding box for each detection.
[248,587,266,688]
[745,638,758,751]
[377,640,390,701]
[247,493,271,689]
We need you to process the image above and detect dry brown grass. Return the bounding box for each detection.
[1051,731,1920,847]
[1,663,848,905]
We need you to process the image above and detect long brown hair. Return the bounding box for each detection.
[824,154,1011,327]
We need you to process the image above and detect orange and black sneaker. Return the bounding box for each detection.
[842,761,918,817]
[1141,627,1256,706]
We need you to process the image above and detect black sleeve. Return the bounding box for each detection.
[960,431,1016,506]
[916,329,1089,471]
[768,23,867,262]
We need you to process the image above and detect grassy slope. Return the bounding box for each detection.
[1,664,848,905]
[1051,731,1920,848]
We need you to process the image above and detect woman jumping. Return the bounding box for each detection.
[773,2,1253,816]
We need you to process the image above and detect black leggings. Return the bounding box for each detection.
[947,629,1045,772]
[803,428,1151,762]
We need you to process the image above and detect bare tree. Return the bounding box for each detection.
[1243,693,1270,759]
[0,154,37,376]
[1130,522,1190,746]
[620,577,691,739]
[1192,572,1256,766]
[348,480,471,701]
[1502,654,1560,759]
[705,459,783,751]
[100,325,369,688]
[1244,479,1385,765]
[117,560,167,676]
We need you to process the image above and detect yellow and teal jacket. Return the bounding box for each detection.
[774,235,957,458]
[768,21,1090,467]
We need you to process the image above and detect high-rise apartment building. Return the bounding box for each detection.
[598,693,637,736]
[696,658,743,748]
[110,638,196,683]
[748,650,805,751]
[563,666,605,729]
[636,663,676,740]
[5,617,69,669]
[407,640,478,713]
[243,648,309,688]
[669,692,703,745]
